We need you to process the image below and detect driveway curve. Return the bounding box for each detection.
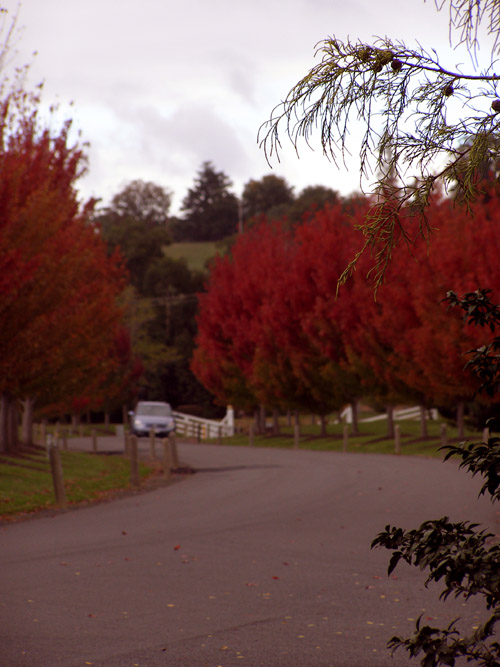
[1,440,498,666]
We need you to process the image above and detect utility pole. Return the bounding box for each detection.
[238,198,243,234]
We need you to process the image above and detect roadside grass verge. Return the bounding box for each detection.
[0,447,155,519]
[213,416,483,458]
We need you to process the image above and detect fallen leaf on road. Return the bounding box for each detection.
[173,544,181,551]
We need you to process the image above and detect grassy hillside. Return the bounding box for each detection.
[164,242,221,272]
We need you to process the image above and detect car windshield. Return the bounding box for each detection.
[136,403,172,417]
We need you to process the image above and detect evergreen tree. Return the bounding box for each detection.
[178,161,239,241]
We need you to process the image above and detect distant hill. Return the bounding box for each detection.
[163,242,220,272]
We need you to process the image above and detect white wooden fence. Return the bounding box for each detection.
[172,406,235,440]
[341,405,438,423]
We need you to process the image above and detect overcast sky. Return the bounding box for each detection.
[4,0,487,213]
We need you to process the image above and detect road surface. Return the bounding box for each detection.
[1,439,498,666]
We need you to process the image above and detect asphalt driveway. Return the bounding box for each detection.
[1,440,498,666]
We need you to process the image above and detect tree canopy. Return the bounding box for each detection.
[106,179,172,228]
[193,191,500,424]
[0,82,128,448]
[178,161,239,241]
[95,180,172,295]
[241,174,294,222]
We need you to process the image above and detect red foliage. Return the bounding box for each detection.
[0,87,128,412]
[346,192,500,409]
[193,187,500,415]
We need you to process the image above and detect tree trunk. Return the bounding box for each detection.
[4,398,19,451]
[420,405,428,439]
[272,409,280,435]
[294,410,301,439]
[386,404,395,439]
[350,400,359,436]
[260,405,266,434]
[254,407,266,435]
[0,394,7,453]
[21,398,35,446]
[319,414,327,437]
[457,401,465,439]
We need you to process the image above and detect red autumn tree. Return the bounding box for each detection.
[348,190,500,437]
[288,199,372,433]
[191,246,258,412]
[0,85,128,450]
[193,219,342,427]
[193,200,376,435]
[392,193,500,432]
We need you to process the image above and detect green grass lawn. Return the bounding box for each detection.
[0,446,156,519]
[163,241,221,272]
[213,414,482,458]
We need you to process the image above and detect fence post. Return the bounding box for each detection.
[129,435,140,488]
[41,422,47,448]
[62,426,68,451]
[197,422,201,443]
[483,427,490,443]
[170,432,179,469]
[440,423,447,447]
[49,444,67,508]
[149,428,156,458]
[394,424,401,455]
[226,405,235,436]
[123,426,129,454]
[249,423,254,447]
[92,428,97,453]
[163,439,171,480]
[218,425,222,446]
[343,423,349,453]
[293,423,300,450]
